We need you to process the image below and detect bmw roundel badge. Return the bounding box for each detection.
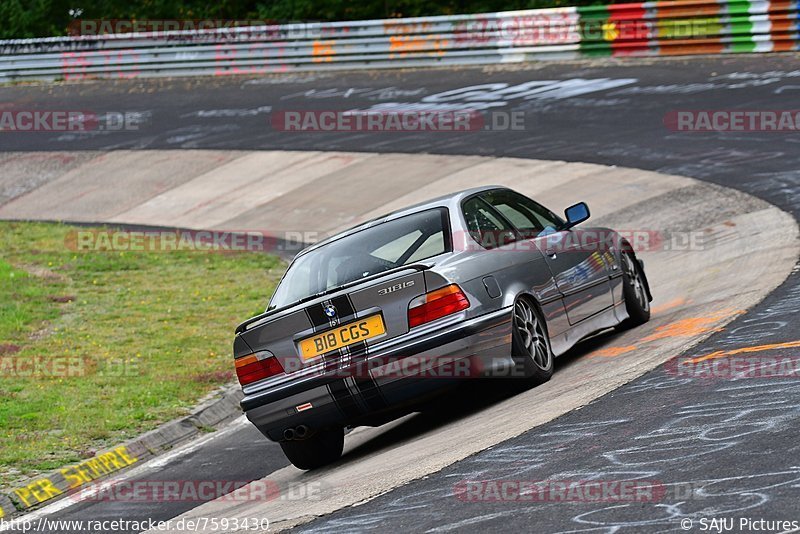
[323,304,337,318]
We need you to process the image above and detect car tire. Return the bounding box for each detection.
[511,297,554,385]
[279,427,344,470]
[616,250,651,330]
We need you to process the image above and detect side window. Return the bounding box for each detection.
[462,197,517,250]
[482,190,563,238]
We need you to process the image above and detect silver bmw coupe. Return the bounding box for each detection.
[233,186,652,469]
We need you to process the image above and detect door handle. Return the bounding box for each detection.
[545,249,557,259]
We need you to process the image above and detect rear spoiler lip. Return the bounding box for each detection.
[235,263,433,334]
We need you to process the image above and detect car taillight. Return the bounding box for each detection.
[408,284,470,328]
[235,350,283,386]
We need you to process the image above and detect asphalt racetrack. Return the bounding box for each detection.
[1,54,800,533]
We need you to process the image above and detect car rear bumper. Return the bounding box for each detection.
[242,307,513,441]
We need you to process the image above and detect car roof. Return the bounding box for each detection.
[296,185,505,257]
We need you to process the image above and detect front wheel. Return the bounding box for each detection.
[616,251,651,330]
[511,297,554,386]
[280,427,344,470]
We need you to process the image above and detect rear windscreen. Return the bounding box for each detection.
[269,208,450,309]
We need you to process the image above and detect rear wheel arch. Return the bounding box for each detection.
[499,280,545,308]
[514,291,545,319]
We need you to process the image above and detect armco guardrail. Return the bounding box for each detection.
[0,0,797,81]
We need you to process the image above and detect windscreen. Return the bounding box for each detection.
[269,208,450,309]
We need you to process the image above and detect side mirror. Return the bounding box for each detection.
[563,202,590,229]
